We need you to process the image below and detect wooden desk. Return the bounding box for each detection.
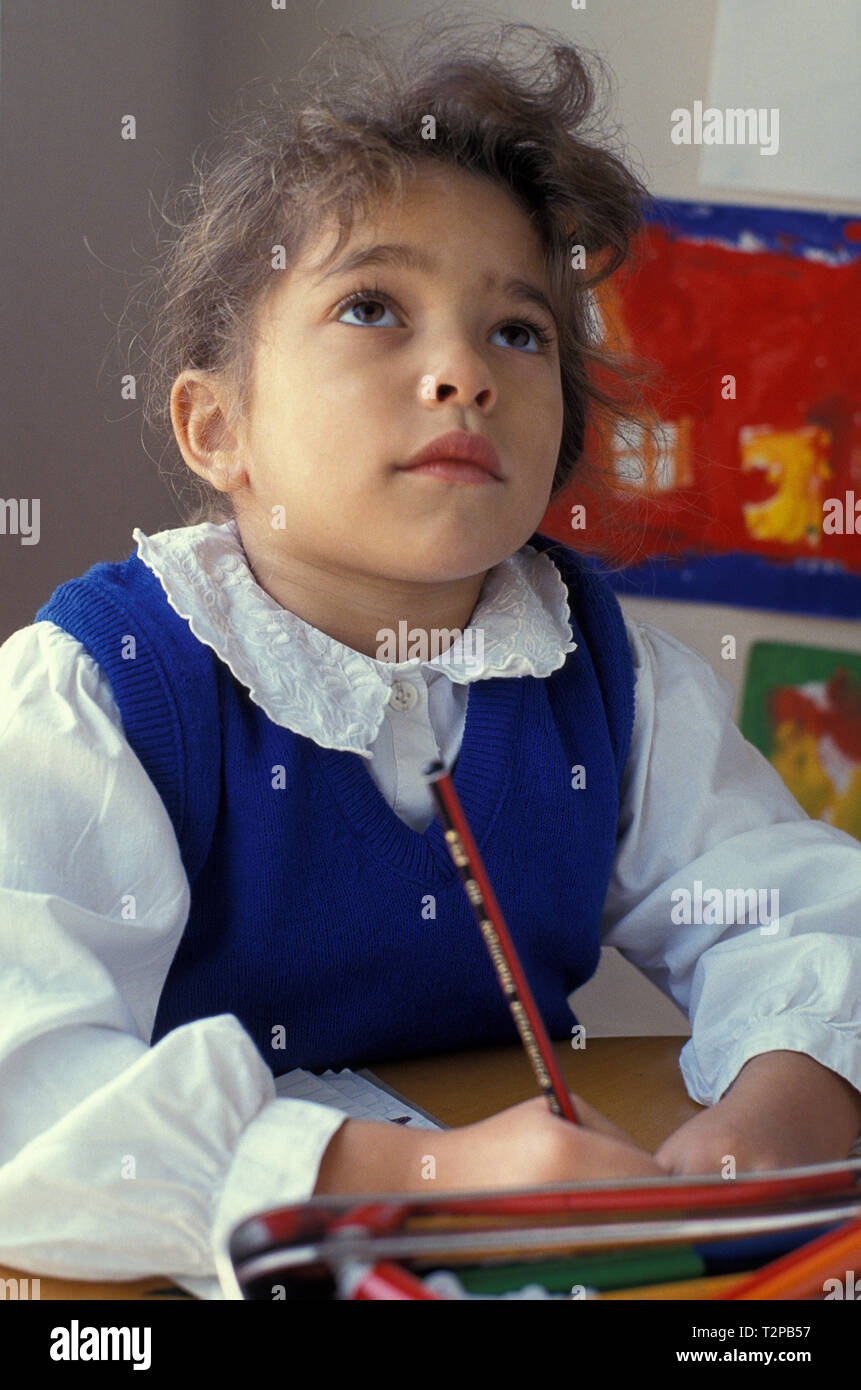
[0,1036,700,1300]
[377,1034,700,1148]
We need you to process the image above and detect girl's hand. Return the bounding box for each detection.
[653,1103,798,1177]
[654,1053,861,1177]
[439,1092,665,1188]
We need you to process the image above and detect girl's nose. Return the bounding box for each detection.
[418,369,496,411]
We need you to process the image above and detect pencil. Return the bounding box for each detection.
[716,1214,861,1300]
[423,759,579,1124]
[338,1261,443,1300]
[432,1224,841,1295]
[603,1272,743,1300]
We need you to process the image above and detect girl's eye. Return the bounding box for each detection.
[334,285,554,352]
[336,291,401,330]
[490,321,553,353]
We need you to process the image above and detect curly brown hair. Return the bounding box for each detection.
[117,13,660,554]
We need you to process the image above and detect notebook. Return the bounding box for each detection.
[274,1066,447,1131]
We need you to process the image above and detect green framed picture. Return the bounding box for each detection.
[741,641,861,843]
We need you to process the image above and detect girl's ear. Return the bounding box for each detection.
[170,371,247,491]
[210,458,247,492]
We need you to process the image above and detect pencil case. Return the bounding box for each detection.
[215,1157,861,1299]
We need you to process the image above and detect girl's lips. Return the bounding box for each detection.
[401,459,500,484]
[399,429,504,478]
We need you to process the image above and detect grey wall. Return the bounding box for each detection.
[1,0,334,635]
[3,0,858,1033]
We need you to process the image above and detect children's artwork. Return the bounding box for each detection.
[741,641,861,843]
[541,200,861,616]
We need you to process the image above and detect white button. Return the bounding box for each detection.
[389,680,418,711]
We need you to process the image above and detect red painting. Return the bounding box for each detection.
[541,202,861,614]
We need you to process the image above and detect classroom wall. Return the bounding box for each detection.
[4,0,858,1036]
[1,0,217,633]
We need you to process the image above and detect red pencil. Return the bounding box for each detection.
[423,760,579,1124]
[338,1261,443,1300]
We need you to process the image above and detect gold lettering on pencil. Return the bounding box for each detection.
[510,1001,552,1088]
[477,919,515,994]
[465,878,482,907]
[444,829,469,868]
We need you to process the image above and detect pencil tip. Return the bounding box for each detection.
[422,760,444,778]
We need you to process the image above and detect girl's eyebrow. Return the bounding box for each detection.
[310,241,558,326]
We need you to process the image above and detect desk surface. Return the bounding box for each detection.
[377,1034,700,1146]
[1,1036,700,1300]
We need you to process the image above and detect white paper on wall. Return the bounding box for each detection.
[699,0,860,201]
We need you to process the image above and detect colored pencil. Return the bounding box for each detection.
[433,1163,858,1217]
[432,1224,841,1295]
[423,759,579,1124]
[603,1272,743,1300]
[338,1261,443,1300]
[717,1214,861,1299]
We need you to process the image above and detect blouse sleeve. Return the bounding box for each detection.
[602,616,861,1127]
[0,621,348,1299]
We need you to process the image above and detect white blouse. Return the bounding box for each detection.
[1,518,860,1301]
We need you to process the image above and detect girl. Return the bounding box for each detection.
[1,18,860,1301]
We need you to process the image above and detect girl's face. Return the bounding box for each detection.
[205,163,563,585]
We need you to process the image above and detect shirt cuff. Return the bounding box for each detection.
[679,1020,861,1115]
[197,1096,349,1299]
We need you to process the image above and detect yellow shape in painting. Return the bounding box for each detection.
[831,768,861,842]
[769,720,834,819]
[770,722,861,845]
[740,424,832,546]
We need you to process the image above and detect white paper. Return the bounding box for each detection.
[700,0,860,201]
[274,1066,444,1130]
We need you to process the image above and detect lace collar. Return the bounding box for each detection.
[132,519,576,756]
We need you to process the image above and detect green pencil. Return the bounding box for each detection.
[450,1246,705,1295]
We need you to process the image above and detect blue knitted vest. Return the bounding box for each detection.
[35,531,634,1074]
